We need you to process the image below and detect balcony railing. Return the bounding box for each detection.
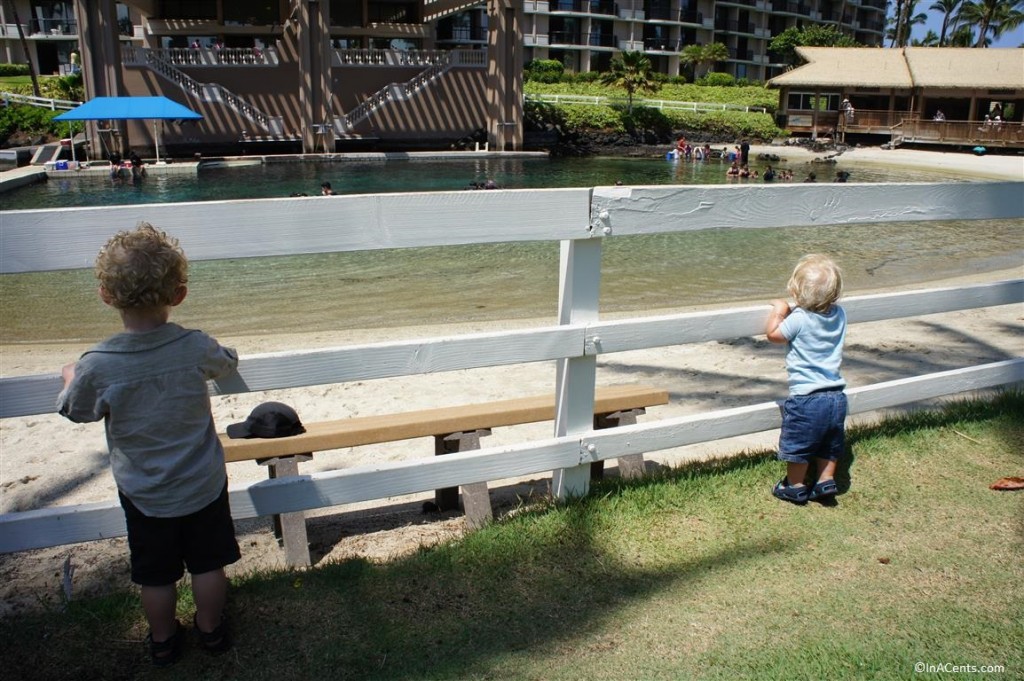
[437,26,488,42]
[549,31,587,45]
[29,18,77,36]
[550,0,587,11]
[589,33,618,47]
[679,10,703,23]
[644,38,680,51]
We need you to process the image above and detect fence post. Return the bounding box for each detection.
[551,237,602,500]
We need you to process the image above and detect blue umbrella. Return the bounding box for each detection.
[54,96,202,164]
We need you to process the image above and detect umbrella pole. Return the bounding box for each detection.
[154,120,160,164]
[69,122,76,163]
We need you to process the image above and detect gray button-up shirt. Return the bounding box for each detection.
[58,323,238,517]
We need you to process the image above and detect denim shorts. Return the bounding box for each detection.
[777,388,848,464]
[119,483,241,586]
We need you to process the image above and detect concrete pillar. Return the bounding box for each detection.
[74,0,123,160]
[487,0,524,152]
[298,0,333,153]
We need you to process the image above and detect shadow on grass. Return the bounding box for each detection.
[2,392,1019,680]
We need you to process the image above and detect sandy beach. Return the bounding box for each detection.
[1,146,1021,616]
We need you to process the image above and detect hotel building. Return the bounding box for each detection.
[2,1,885,156]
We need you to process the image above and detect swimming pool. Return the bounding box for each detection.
[1,153,970,210]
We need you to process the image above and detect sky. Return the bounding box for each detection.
[918,8,1024,47]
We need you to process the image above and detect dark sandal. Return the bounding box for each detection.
[146,620,183,667]
[194,614,232,654]
[809,479,838,501]
[772,478,809,505]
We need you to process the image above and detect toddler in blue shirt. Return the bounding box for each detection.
[765,254,848,505]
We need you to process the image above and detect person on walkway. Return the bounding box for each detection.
[58,223,240,666]
[764,254,848,505]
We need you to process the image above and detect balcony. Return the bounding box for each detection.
[644,38,681,51]
[523,1,551,11]
[717,20,758,34]
[436,26,488,43]
[589,33,618,47]
[679,10,703,24]
[29,17,77,37]
[549,0,588,12]
[548,31,587,46]
[589,1,618,16]
[525,33,550,46]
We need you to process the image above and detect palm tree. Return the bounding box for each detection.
[599,51,659,114]
[680,42,730,80]
[889,0,928,45]
[2,0,40,97]
[912,29,942,44]
[956,0,1024,46]
[929,0,963,44]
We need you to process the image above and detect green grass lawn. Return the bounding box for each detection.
[1,392,1021,680]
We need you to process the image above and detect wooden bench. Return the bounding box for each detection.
[219,384,668,567]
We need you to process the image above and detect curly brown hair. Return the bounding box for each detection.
[95,223,188,309]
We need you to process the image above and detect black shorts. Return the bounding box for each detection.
[119,483,241,587]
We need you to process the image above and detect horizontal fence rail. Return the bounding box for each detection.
[1,91,81,110]
[1,281,1021,420]
[2,358,1020,554]
[526,93,770,113]
[3,182,1020,274]
[1,180,1021,554]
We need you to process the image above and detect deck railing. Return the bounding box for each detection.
[1,181,1021,553]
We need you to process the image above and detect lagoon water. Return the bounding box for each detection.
[2,155,1021,345]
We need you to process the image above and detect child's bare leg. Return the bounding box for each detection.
[814,457,837,483]
[141,584,178,641]
[786,461,809,487]
[192,568,228,633]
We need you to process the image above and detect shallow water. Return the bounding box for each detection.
[1,154,967,209]
[1,156,1020,344]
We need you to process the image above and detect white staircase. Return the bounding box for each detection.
[334,49,485,134]
[122,45,285,136]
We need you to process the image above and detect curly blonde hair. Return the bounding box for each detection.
[95,223,188,309]
[787,253,843,314]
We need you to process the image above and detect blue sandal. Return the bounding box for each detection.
[809,479,838,501]
[772,478,809,505]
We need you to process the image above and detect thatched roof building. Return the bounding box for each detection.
[767,48,1023,146]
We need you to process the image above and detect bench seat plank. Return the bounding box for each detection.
[220,384,668,463]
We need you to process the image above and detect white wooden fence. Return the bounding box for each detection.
[1,181,1022,554]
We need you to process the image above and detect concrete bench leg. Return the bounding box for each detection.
[590,409,646,480]
[434,429,492,529]
[259,454,313,568]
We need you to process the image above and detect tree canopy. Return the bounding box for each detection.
[768,25,862,67]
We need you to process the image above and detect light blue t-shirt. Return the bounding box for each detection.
[778,305,847,396]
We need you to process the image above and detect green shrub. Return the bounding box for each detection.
[524,59,565,83]
[0,104,65,143]
[696,72,736,87]
[0,63,30,77]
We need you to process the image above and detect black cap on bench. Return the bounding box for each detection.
[227,402,306,439]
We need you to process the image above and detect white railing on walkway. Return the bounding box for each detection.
[0,91,80,111]
[1,181,1021,553]
[121,46,283,135]
[526,93,770,114]
[336,50,485,134]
